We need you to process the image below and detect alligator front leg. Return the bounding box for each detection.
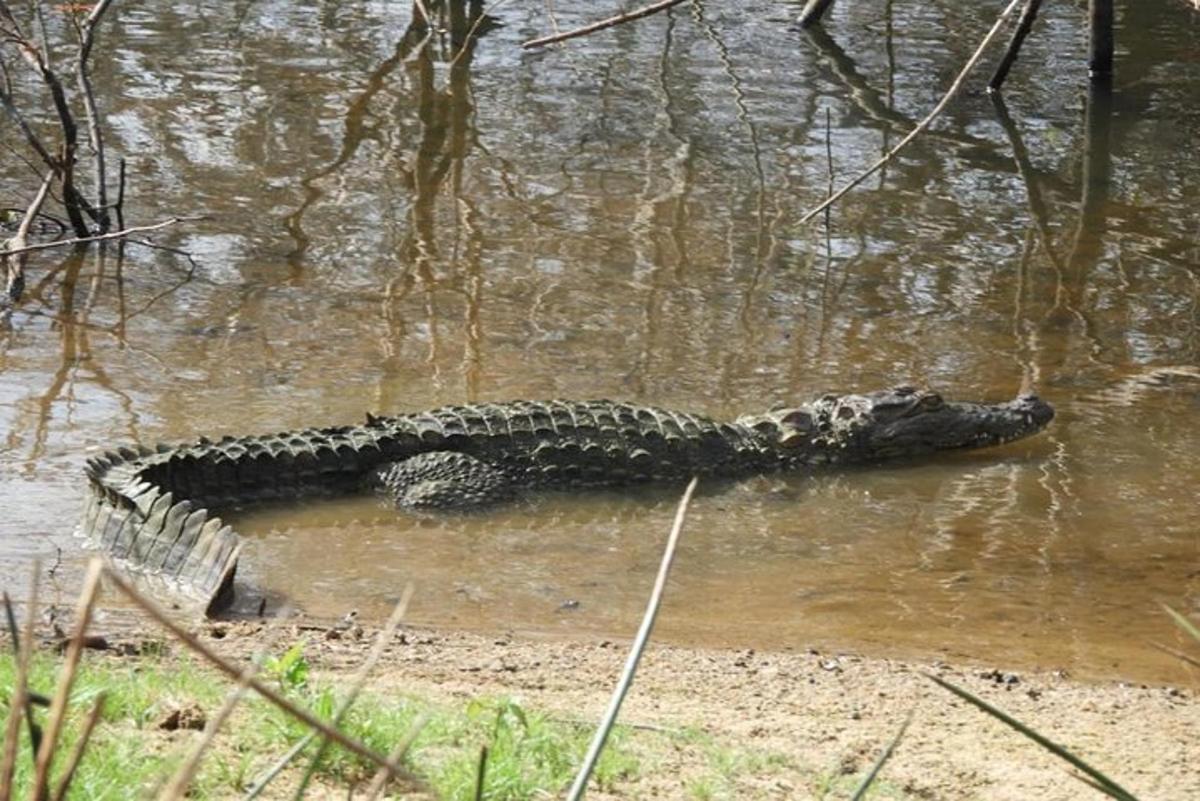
[372,451,516,510]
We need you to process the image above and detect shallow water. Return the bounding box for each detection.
[2,2,1198,682]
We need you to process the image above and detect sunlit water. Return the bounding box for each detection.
[2,2,1198,682]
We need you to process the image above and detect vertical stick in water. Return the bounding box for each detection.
[566,477,698,801]
[1087,0,1114,79]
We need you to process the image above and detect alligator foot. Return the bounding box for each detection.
[373,451,516,510]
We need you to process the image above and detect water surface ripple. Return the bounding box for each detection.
[1,2,1198,682]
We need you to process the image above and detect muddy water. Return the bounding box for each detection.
[2,2,1198,683]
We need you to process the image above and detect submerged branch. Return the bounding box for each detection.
[799,0,1024,223]
[0,215,206,257]
[522,0,688,49]
[989,0,1044,92]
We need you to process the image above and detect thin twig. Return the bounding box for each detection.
[799,0,1024,223]
[1,215,206,257]
[291,587,414,800]
[565,477,698,801]
[100,566,417,785]
[1148,641,1200,670]
[31,559,104,800]
[522,0,688,49]
[50,693,106,801]
[446,0,512,71]
[849,709,913,800]
[3,168,54,304]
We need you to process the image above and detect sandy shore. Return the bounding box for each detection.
[69,603,1200,800]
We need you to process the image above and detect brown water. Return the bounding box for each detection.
[2,2,1199,683]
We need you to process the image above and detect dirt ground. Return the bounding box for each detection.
[73,604,1200,801]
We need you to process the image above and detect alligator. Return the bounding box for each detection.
[76,386,1053,615]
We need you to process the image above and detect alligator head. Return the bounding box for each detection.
[739,386,1054,464]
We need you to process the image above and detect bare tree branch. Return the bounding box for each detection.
[74,0,119,232]
[522,0,689,49]
[799,0,1024,223]
[2,168,53,305]
[1,215,205,257]
[0,0,101,235]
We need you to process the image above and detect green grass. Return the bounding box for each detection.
[0,645,648,799]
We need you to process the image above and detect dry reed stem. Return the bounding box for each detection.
[522,0,688,49]
[31,559,103,800]
[99,568,416,785]
[0,570,40,800]
[49,693,106,801]
[799,0,1024,223]
[362,711,432,801]
[565,477,698,801]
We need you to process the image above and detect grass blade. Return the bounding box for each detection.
[362,711,431,801]
[850,709,913,801]
[1162,605,1200,645]
[565,477,697,801]
[50,693,106,801]
[927,674,1139,801]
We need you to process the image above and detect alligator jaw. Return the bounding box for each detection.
[752,387,1055,464]
[858,393,1055,460]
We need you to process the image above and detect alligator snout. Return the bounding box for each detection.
[1015,393,1055,428]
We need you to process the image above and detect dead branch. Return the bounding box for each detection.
[73,0,118,231]
[0,0,109,235]
[989,0,1044,92]
[799,0,1024,223]
[796,0,837,29]
[1,215,206,258]
[2,168,54,306]
[522,0,688,49]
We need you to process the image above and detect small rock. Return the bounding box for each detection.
[158,704,207,732]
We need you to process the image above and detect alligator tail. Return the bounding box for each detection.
[75,423,413,614]
[77,446,240,615]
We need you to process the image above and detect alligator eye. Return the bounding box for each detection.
[780,410,813,431]
[920,392,945,410]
